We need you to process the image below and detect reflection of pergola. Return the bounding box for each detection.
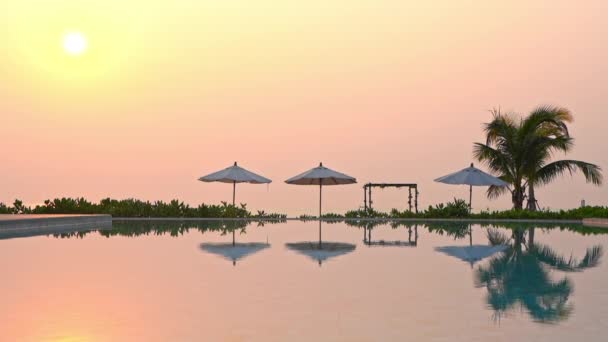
[363,224,418,247]
[363,183,419,213]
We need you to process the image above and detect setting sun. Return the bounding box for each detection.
[63,31,88,56]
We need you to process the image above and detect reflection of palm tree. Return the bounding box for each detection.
[425,222,471,241]
[476,228,602,323]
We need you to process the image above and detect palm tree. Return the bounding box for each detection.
[476,228,602,323]
[474,106,602,210]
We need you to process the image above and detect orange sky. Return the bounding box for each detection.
[1,0,606,214]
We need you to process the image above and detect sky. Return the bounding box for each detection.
[1,0,607,215]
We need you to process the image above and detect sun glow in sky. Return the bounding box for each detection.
[0,0,607,213]
[63,31,88,56]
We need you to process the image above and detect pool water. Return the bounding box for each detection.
[1,220,607,341]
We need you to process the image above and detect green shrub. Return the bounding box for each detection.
[0,202,10,214]
[0,197,286,218]
[345,208,388,218]
[253,210,287,219]
[3,196,608,220]
[424,198,470,218]
[322,212,344,219]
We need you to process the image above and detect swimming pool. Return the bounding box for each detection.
[1,220,606,341]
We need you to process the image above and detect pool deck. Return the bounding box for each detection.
[582,218,608,228]
[0,214,112,240]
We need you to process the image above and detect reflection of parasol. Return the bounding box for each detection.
[434,223,506,267]
[435,245,507,267]
[285,242,356,266]
[200,242,270,266]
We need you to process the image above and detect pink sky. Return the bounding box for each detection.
[1,1,606,215]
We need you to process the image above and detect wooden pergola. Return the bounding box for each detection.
[363,183,419,213]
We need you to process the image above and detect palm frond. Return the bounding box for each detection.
[524,105,573,138]
[532,244,603,271]
[578,245,603,268]
[534,160,603,186]
[487,184,511,200]
[484,109,518,146]
[521,135,574,180]
[473,143,514,177]
[486,228,510,246]
[518,106,573,170]
[526,135,574,160]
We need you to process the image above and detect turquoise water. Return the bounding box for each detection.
[1,220,607,341]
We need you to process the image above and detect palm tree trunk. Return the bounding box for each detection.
[513,229,524,252]
[528,228,535,248]
[527,184,538,211]
[512,186,525,210]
